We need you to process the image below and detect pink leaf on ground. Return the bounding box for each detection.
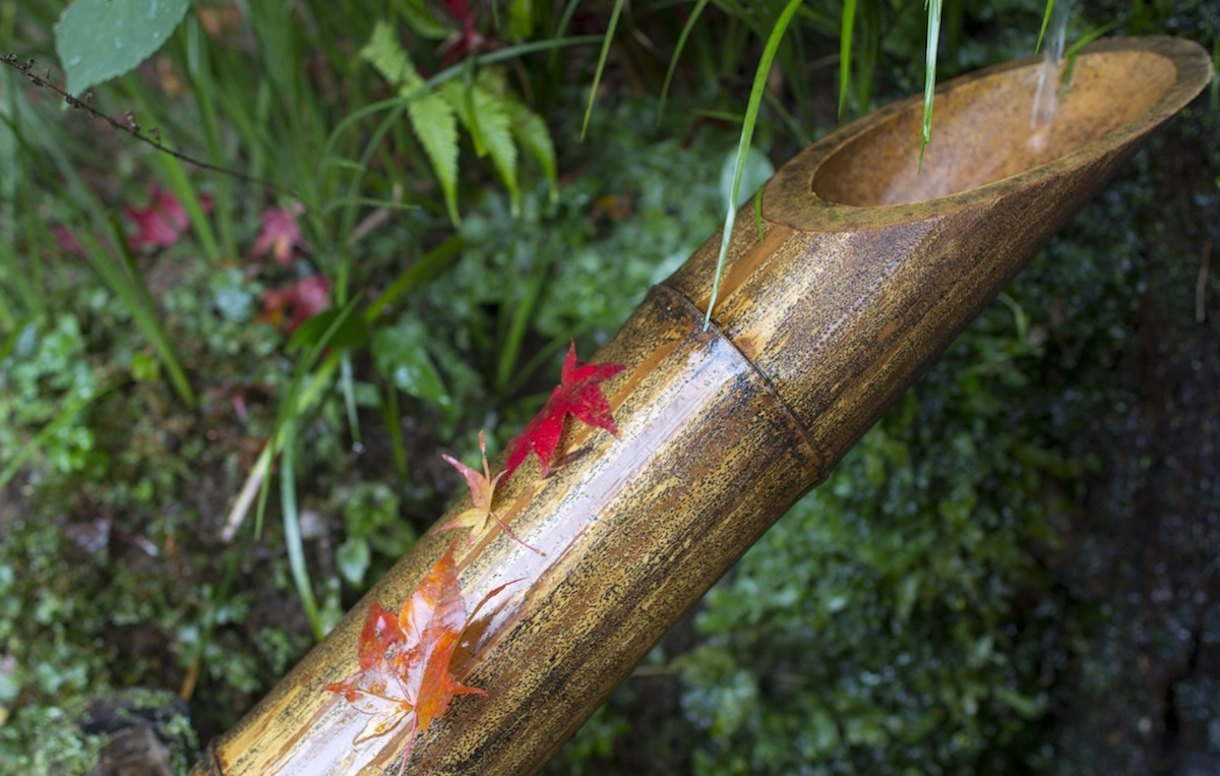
[251,202,309,266]
[123,181,212,250]
[259,275,331,332]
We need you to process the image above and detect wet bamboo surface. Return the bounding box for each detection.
[194,37,1211,775]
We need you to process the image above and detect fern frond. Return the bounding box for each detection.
[469,85,519,212]
[504,97,558,199]
[361,21,421,86]
[406,92,461,224]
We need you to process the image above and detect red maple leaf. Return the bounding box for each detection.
[123,181,212,250]
[504,342,625,480]
[251,202,309,266]
[326,541,510,775]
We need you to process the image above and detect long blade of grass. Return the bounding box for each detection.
[581,0,626,140]
[658,0,711,124]
[919,0,944,168]
[838,0,858,119]
[76,223,197,407]
[340,352,361,450]
[249,299,358,539]
[278,420,324,640]
[378,375,408,480]
[1059,20,1119,96]
[703,0,803,331]
[497,245,552,391]
[364,236,462,322]
[1035,0,1055,53]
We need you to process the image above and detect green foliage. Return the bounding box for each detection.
[677,368,1067,771]
[361,20,558,222]
[54,0,189,96]
[334,482,414,588]
[0,312,105,485]
[372,317,452,414]
[425,95,728,412]
[0,704,104,776]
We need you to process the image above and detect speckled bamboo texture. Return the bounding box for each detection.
[194,36,1211,776]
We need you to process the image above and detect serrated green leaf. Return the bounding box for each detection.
[469,85,519,211]
[361,22,459,222]
[504,97,557,194]
[440,79,519,212]
[438,80,483,155]
[407,91,460,224]
[55,0,190,96]
[361,20,421,87]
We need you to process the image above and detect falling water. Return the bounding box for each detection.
[1029,0,1073,151]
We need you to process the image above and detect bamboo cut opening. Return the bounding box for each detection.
[813,50,1178,206]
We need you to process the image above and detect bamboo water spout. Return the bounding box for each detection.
[194,37,1211,775]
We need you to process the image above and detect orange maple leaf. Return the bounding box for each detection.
[504,342,625,479]
[325,541,509,774]
[441,430,543,556]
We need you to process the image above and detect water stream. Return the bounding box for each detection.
[1029,0,1073,151]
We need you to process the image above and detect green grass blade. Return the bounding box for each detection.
[378,376,408,481]
[76,223,196,407]
[1060,21,1119,97]
[658,0,711,123]
[703,0,803,331]
[581,0,626,140]
[341,352,361,449]
[919,0,944,168]
[278,420,324,640]
[497,247,551,391]
[1035,0,1055,53]
[838,0,858,119]
[364,236,462,322]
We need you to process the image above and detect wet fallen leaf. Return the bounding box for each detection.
[251,202,309,266]
[326,541,511,775]
[124,181,211,250]
[441,430,542,555]
[505,342,625,479]
[259,275,331,333]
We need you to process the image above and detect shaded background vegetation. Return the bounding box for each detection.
[1,1,1217,773]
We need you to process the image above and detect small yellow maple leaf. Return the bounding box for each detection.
[441,430,542,556]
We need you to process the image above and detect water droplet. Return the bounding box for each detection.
[68,56,81,67]
[351,441,365,455]
[114,38,124,50]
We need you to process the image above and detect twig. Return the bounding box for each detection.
[1,53,293,195]
[346,183,402,248]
